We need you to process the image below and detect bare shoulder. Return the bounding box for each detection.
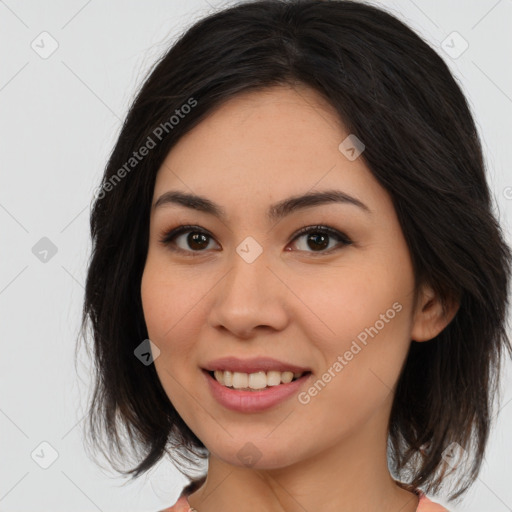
[157,494,193,512]
[417,493,450,512]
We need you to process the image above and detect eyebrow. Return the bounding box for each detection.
[153,189,372,222]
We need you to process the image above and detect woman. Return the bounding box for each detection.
[80,1,512,511]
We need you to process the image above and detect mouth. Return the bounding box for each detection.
[203,369,312,391]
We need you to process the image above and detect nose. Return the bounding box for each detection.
[207,248,289,338]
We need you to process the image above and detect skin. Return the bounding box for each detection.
[140,84,458,512]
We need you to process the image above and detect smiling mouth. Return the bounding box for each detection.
[206,369,312,391]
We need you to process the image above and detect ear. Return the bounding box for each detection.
[410,284,460,342]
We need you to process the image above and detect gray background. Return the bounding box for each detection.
[1,0,511,510]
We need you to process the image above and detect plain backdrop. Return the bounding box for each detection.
[1,0,511,511]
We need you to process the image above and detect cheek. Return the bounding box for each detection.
[141,262,187,390]
[141,264,194,414]
[295,311,412,443]
[141,255,201,344]
[293,255,414,412]
[140,258,208,391]
[290,259,409,347]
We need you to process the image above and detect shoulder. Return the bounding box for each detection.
[158,483,450,512]
[416,491,451,512]
[157,495,193,512]
[158,475,206,511]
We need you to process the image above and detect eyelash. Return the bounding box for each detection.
[158,224,353,257]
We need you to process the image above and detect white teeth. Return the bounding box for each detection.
[232,371,248,389]
[249,372,266,389]
[212,370,305,390]
[223,370,233,387]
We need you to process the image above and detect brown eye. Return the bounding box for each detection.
[289,225,353,255]
[183,232,210,251]
[159,225,219,255]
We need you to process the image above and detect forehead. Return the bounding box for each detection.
[160,84,342,161]
[152,84,388,221]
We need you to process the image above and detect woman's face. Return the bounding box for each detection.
[141,84,428,469]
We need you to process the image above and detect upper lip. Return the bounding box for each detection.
[202,356,311,374]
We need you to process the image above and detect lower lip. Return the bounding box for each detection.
[202,370,312,413]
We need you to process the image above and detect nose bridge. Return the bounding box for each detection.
[224,239,273,304]
[208,238,288,335]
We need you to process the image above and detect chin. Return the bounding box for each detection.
[209,439,303,470]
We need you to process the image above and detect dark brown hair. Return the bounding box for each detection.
[78,0,512,501]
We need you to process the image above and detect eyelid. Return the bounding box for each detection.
[290,224,352,244]
[158,224,218,254]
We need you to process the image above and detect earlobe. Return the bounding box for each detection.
[410,285,460,342]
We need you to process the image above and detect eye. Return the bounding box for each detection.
[288,225,353,255]
[158,224,353,256]
[158,225,219,256]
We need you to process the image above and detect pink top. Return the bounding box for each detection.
[158,488,449,511]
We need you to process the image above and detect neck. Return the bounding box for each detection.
[186,403,419,512]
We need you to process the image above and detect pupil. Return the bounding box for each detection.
[188,232,208,250]
[308,233,328,251]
